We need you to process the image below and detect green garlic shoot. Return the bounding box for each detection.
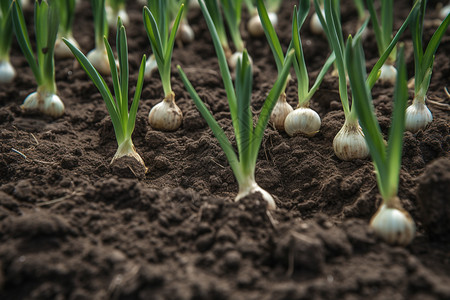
[284,0,335,137]
[88,0,111,75]
[106,0,129,27]
[178,0,294,209]
[405,1,450,132]
[245,0,281,37]
[64,19,147,171]
[169,0,195,45]
[203,0,231,58]
[11,0,64,118]
[143,1,184,131]
[0,0,15,83]
[54,0,79,59]
[256,0,293,131]
[346,37,414,246]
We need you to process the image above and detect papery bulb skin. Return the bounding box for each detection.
[148,92,183,131]
[379,64,397,85]
[0,60,16,83]
[284,106,321,137]
[247,12,278,37]
[55,35,80,59]
[333,121,369,160]
[111,138,147,173]
[22,90,64,118]
[236,181,276,210]
[270,93,293,131]
[405,97,433,132]
[87,47,111,76]
[440,4,450,20]
[177,21,195,44]
[228,51,253,70]
[370,201,416,246]
[310,10,325,35]
[144,55,158,79]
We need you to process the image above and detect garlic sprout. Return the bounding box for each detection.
[11,0,64,118]
[347,37,415,246]
[405,2,450,132]
[54,0,79,59]
[285,0,334,136]
[178,0,295,209]
[144,1,184,131]
[0,0,15,84]
[64,19,147,171]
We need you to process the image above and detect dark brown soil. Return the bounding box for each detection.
[1,1,449,299]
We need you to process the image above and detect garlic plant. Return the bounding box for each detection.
[144,1,184,131]
[87,0,111,75]
[0,0,15,84]
[347,36,415,246]
[11,0,64,117]
[203,0,232,58]
[170,0,195,45]
[64,19,147,171]
[54,0,79,59]
[106,0,129,27]
[179,0,294,209]
[284,0,334,137]
[405,1,449,132]
[256,0,292,131]
[367,0,397,84]
[244,0,280,37]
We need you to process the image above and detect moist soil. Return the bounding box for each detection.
[1,1,449,299]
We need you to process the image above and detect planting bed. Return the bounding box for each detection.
[0,1,449,299]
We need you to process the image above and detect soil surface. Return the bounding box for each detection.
[1,1,449,299]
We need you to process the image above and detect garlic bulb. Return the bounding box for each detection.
[55,35,80,59]
[22,90,65,118]
[310,9,325,35]
[247,12,278,37]
[440,4,450,20]
[148,92,183,131]
[333,120,369,160]
[284,106,321,137]
[111,138,147,172]
[106,6,129,27]
[378,64,397,85]
[144,54,158,79]
[370,202,415,246]
[177,21,195,44]
[270,93,293,131]
[405,97,433,132]
[87,47,112,76]
[228,51,253,70]
[236,180,276,210]
[0,60,16,84]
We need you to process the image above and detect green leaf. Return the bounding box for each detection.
[127,55,146,138]
[117,21,129,123]
[204,0,229,49]
[292,5,309,101]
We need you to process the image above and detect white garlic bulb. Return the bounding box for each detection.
[405,97,433,132]
[378,64,397,85]
[87,47,112,76]
[177,21,195,44]
[106,6,129,27]
[55,35,80,59]
[228,51,253,70]
[284,106,321,137]
[22,91,65,118]
[148,92,183,131]
[247,12,278,37]
[333,121,369,160]
[370,202,415,246]
[144,54,158,79]
[270,93,293,131]
[236,180,276,210]
[0,60,16,84]
[310,9,325,35]
[440,4,450,20]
